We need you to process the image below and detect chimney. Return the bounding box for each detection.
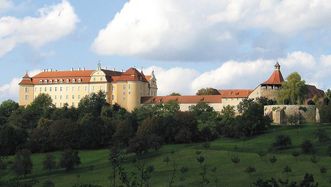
[71,68,74,71]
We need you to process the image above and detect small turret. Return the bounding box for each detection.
[275,62,280,70]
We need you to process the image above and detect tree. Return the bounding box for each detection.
[59,149,81,171]
[12,149,33,176]
[196,88,220,95]
[272,135,292,150]
[277,72,308,104]
[0,125,27,155]
[78,91,108,117]
[109,146,125,187]
[301,140,315,154]
[0,100,19,125]
[43,153,56,172]
[169,92,181,96]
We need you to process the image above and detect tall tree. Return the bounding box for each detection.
[277,72,308,104]
[196,88,220,95]
[12,149,33,176]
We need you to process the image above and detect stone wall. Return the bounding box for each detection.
[264,105,319,125]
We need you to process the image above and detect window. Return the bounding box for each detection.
[66,95,68,99]
[44,80,48,83]
[49,87,52,92]
[49,80,52,83]
[25,87,28,93]
[60,87,62,91]
[112,95,114,100]
[72,79,75,83]
[128,84,130,89]
[66,79,69,83]
[85,86,87,91]
[72,102,75,107]
[66,87,69,91]
[78,95,80,99]
[100,77,102,81]
[39,87,42,92]
[93,78,96,81]
[78,86,80,91]
[123,85,126,89]
[60,95,62,99]
[72,87,74,91]
[129,91,131,95]
[39,80,42,84]
[25,95,28,100]
[60,79,63,83]
[44,87,47,92]
[78,79,81,83]
[54,80,58,83]
[55,87,57,91]
[72,95,74,99]
[55,95,57,99]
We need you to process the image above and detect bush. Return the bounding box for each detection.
[272,135,292,150]
[301,140,315,154]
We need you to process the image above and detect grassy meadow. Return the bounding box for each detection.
[1,124,331,186]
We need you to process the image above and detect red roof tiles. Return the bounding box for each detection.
[141,95,223,104]
[262,63,284,85]
[19,68,151,85]
[218,89,252,98]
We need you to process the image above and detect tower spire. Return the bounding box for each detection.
[275,62,280,70]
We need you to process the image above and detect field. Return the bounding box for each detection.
[1,124,331,187]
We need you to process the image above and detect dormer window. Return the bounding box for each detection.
[78,78,81,83]
[44,80,48,83]
[49,80,52,83]
[54,79,58,83]
[72,79,75,83]
[66,79,69,83]
[60,79,63,83]
[39,80,42,84]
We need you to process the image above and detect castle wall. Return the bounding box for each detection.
[264,105,318,125]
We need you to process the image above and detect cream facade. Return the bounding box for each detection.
[19,65,157,112]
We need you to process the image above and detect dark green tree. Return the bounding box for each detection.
[196,88,220,95]
[43,153,56,172]
[12,149,33,176]
[59,149,81,171]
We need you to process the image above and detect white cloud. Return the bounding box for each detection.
[0,0,78,57]
[0,70,40,102]
[92,0,331,61]
[0,0,12,13]
[144,51,331,95]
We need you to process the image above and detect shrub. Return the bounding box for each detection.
[272,135,292,150]
[301,140,315,154]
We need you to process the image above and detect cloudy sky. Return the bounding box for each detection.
[1,0,331,101]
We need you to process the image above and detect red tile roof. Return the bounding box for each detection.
[141,95,223,104]
[262,64,284,85]
[19,67,151,85]
[218,89,252,98]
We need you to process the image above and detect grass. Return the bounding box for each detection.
[1,124,331,186]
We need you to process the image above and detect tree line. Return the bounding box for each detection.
[0,91,272,156]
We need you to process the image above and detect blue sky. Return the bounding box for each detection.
[1,0,331,101]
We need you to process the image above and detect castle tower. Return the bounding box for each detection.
[19,72,34,106]
[261,62,284,89]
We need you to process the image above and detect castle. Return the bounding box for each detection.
[19,63,157,112]
[141,63,324,113]
[19,63,324,113]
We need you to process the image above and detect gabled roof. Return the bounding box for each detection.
[218,89,252,98]
[141,95,223,104]
[19,67,152,85]
[262,62,284,85]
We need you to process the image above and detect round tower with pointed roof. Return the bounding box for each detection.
[248,62,285,100]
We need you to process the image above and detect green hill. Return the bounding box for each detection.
[1,124,331,187]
